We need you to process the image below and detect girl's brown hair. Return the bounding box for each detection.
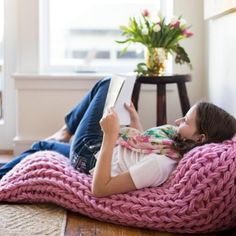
[195,102,236,143]
[174,102,236,155]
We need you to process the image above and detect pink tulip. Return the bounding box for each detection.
[171,20,180,28]
[182,29,193,37]
[142,9,150,17]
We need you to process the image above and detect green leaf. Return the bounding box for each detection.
[117,44,131,57]
[173,45,192,66]
[115,39,132,44]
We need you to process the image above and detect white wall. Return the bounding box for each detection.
[207,11,236,116]
[174,0,206,103]
[0,0,18,149]
[0,0,39,150]
[1,0,206,151]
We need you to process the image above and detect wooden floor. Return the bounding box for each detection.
[65,211,236,236]
[1,153,235,236]
[0,151,13,163]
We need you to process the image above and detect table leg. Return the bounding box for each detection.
[157,84,166,126]
[177,82,190,116]
[131,81,141,111]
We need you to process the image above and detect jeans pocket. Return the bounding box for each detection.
[70,138,101,174]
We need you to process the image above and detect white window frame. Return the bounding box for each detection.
[0,0,4,119]
[39,0,173,74]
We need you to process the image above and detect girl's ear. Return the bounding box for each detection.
[197,134,206,143]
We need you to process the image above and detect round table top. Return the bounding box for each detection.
[136,74,192,84]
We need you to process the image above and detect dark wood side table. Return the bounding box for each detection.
[131,74,192,126]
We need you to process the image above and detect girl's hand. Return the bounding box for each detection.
[124,101,139,121]
[93,106,137,197]
[124,102,143,131]
[100,107,120,141]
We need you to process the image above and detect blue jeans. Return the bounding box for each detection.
[0,77,110,178]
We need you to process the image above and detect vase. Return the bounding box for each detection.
[145,48,168,76]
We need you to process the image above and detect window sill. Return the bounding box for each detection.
[12,73,174,92]
[12,73,109,90]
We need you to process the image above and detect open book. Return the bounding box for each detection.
[103,74,136,125]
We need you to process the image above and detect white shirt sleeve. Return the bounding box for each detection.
[129,154,177,189]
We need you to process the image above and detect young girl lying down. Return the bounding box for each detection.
[1,77,236,197]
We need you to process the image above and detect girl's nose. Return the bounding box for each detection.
[175,118,182,126]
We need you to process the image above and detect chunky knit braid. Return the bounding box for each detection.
[0,136,236,233]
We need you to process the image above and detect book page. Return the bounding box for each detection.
[103,75,125,113]
[103,74,136,125]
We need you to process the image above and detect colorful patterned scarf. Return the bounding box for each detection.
[117,125,181,160]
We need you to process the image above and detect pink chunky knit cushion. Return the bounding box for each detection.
[0,137,236,233]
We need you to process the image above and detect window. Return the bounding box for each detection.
[41,0,173,73]
[0,0,4,119]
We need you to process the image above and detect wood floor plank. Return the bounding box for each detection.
[0,150,13,155]
[0,153,13,163]
[65,211,236,236]
[65,211,170,236]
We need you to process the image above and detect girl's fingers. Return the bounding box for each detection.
[124,102,132,111]
[108,106,115,112]
[108,107,117,117]
[130,101,135,107]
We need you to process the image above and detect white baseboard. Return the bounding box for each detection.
[13,137,36,156]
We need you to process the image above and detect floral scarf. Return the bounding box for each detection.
[117,125,181,160]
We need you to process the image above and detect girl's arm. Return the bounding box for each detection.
[91,107,136,197]
[124,102,143,132]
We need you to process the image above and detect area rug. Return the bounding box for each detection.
[0,203,67,236]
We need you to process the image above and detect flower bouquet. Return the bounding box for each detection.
[116,10,193,76]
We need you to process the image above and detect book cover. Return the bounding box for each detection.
[103,74,136,125]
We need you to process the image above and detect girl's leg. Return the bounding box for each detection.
[65,77,111,135]
[46,77,111,143]
[69,78,111,174]
[0,140,70,179]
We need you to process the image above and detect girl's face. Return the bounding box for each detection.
[175,105,205,142]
